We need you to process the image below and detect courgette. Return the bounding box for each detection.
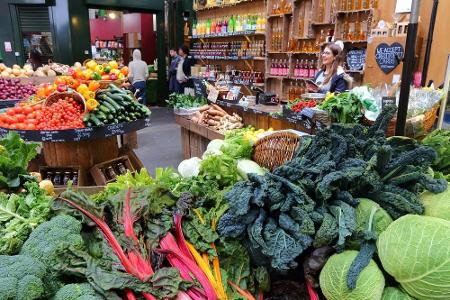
[108,83,123,93]
[104,96,123,111]
[83,114,90,123]
[89,115,103,127]
[105,92,124,101]
[99,105,110,114]
[95,111,108,120]
[101,101,116,114]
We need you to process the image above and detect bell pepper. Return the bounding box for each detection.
[88,81,100,91]
[77,84,89,94]
[103,65,111,74]
[86,98,99,111]
[120,66,129,76]
[91,72,102,80]
[54,76,66,85]
[118,73,125,80]
[110,69,120,75]
[109,73,118,81]
[83,91,95,100]
[68,78,80,89]
[95,65,104,74]
[83,70,93,80]
[86,60,98,71]
[108,60,119,69]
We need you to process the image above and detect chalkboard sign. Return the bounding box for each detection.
[375,43,404,74]
[192,78,207,98]
[346,49,366,71]
[382,96,397,109]
[0,117,151,142]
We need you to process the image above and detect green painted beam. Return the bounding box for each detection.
[156,10,168,105]
[84,0,163,12]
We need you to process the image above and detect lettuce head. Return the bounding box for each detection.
[381,287,415,300]
[420,187,450,221]
[377,215,450,299]
[320,250,385,300]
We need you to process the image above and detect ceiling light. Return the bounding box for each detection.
[109,12,116,19]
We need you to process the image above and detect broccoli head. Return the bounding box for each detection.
[54,283,104,300]
[19,215,86,293]
[0,255,47,300]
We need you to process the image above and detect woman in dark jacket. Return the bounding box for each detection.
[314,42,351,93]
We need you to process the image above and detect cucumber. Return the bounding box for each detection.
[89,115,103,127]
[105,92,125,101]
[107,114,114,120]
[108,83,124,93]
[101,101,116,114]
[95,111,108,120]
[99,105,110,114]
[104,96,123,111]
[83,114,90,123]
[121,94,135,102]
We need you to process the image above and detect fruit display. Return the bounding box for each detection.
[83,84,150,127]
[70,60,128,81]
[0,63,61,78]
[0,78,36,100]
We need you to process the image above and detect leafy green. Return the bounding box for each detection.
[220,135,253,159]
[54,283,104,300]
[0,181,52,255]
[422,129,450,177]
[0,132,38,190]
[200,154,239,189]
[377,215,450,299]
[421,187,450,221]
[166,93,207,109]
[318,91,365,123]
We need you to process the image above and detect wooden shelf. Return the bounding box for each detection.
[193,56,264,61]
[194,0,262,11]
[192,31,266,39]
[290,52,320,55]
[268,12,293,18]
[337,9,373,14]
[310,22,335,26]
[343,40,368,44]
[345,69,364,74]
[292,36,316,40]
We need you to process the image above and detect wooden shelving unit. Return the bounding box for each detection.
[192,0,376,99]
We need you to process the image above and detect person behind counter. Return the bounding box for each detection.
[176,45,195,93]
[128,49,148,104]
[168,47,181,94]
[314,41,352,93]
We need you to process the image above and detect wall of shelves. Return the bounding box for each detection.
[191,0,408,100]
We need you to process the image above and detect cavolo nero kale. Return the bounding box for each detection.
[218,105,447,273]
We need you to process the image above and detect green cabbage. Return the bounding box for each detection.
[420,188,450,221]
[236,159,266,180]
[377,215,450,299]
[381,287,416,300]
[320,251,385,300]
[356,198,393,236]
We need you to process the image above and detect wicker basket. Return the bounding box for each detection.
[45,91,86,112]
[252,132,302,171]
[362,104,439,138]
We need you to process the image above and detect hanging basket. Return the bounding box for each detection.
[252,132,302,171]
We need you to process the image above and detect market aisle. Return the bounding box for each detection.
[135,107,183,173]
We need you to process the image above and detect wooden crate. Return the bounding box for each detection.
[90,155,135,186]
[119,146,145,171]
[55,186,105,195]
[39,166,87,187]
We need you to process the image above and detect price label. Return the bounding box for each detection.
[144,117,152,127]
[105,124,125,137]
[303,117,313,130]
[382,96,396,109]
[315,121,324,131]
[0,128,8,137]
[40,130,60,142]
[208,87,219,103]
[73,127,93,142]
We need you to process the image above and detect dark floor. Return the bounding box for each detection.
[134,107,183,174]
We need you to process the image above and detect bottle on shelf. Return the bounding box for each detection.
[192,19,197,36]
[223,17,228,33]
[362,0,369,9]
[229,15,234,33]
[340,0,347,11]
[354,17,361,40]
[354,0,361,10]
[298,18,304,37]
[319,29,326,44]
[206,18,211,35]
[318,0,326,22]
[347,0,353,11]
[372,0,378,8]
[343,18,349,40]
[309,60,316,78]
[360,20,367,40]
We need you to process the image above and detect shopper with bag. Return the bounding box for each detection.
[128,49,148,104]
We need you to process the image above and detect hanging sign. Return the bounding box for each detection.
[375,43,404,74]
[346,49,366,71]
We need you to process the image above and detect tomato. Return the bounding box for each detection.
[15,114,26,122]
[15,123,25,130]
[25,123,36,130]
[23,106,33,115]
[6,109,15,116]
[33,104,42,111]
[13,107,23,114]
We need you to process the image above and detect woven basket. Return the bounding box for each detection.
[252,132,302,171]
[362,104,439,138]
[45,91,86,112]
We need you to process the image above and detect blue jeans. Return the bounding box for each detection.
[133,81,147,105]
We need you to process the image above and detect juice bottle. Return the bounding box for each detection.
[354,17,361,40]
[340,0,347,11]
[229,15,234,33]
[206,18,211,35]
[309,60,316,78]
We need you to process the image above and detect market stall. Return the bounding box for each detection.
[0,59,150,186]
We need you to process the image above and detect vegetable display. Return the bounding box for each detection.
[166,93,207,109]
[318,91,365,123]
[422,129,450,181]
[191,104,244,133]
[84,84,150,127]
[286,98,317,113]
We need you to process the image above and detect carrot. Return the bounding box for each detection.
[199,105,211,112]
[208,109,226,117]
[212,104,227,114]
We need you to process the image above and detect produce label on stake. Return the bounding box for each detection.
[207,87,219,103]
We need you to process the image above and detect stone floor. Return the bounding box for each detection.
[134,107,183,175]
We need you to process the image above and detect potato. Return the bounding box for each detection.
[12,64,20,69]
[46,69,56,77]
[0,63,5,71]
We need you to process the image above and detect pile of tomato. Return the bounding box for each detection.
[290,99,317,113]
[0,97,85,130]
